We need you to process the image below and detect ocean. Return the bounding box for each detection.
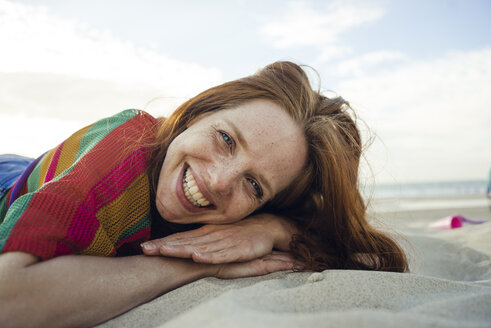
[370,180,488,199]
[366,180,490,212]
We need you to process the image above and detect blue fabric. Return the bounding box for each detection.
[0,154,35,200]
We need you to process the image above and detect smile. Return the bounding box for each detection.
[182,168,212,208]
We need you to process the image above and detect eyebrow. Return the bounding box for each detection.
[224,118,248,150]
[224,118,273,198]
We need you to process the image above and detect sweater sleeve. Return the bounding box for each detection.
[0,109,157,260]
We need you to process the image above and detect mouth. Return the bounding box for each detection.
[182,167,213,208]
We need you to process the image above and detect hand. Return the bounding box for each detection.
[141,214,297,264]
[212,251,300,279]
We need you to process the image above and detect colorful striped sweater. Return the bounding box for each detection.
[0,109,159,260]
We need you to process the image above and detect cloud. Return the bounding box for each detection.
[0,0,223,156]
[261,0,385,61]
[316,46,353,63]
[0,0,222,100]
[0,72,185,120]
[335,51,408,77]
[0,112,84,157]
[337,48,491,183]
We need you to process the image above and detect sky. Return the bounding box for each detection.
[0,0,490,184]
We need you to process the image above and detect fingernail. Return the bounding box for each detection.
[141,243,157,250]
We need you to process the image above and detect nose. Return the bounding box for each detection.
[207,162,241,197]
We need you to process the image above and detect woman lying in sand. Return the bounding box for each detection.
[0,61,407,327]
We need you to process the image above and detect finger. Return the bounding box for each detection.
[140,241,161,255]
[260,258,297,274]
[260,251,293,261]
[159,238,233,258]
[216,256,296,279]
[192,246,245,264]
[160,225,218,242]
[264,257,304,272]
[262,252,305,269]
[193,238,275,264]
[158,227,235,247]
[251,253,298,275]
[140,228,225,255]
[152,231,212,247]
[263,252,306,270]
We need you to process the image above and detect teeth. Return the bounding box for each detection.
[183,168,211,208]
[192,191,203,200]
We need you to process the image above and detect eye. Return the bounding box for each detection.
[220,131,234,149]
[247,177,263,199]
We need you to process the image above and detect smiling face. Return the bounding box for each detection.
[155,99,308,225]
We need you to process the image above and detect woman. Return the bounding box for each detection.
[0,61,408,327]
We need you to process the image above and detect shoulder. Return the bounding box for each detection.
[76,109,158,153]
[96,109,158,132]
[115,109,156,121]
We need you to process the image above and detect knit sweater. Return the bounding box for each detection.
[0,109,158,260]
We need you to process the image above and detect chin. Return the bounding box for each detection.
[155,198,176,222]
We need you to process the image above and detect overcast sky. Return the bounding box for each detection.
[0,0,490,184]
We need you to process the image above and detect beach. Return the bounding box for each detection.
[99,194,491,328]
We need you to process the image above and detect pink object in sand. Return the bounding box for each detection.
[429,215,486,230]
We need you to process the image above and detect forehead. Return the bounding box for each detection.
[222,100,300,145]
[215,100,307,193]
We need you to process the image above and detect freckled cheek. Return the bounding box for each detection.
[185,137,217,160]
[276,163,301,187]
[223,194,256,220]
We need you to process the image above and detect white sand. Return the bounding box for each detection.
[99,196,491,328]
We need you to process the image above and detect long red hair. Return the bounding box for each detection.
[147,61,408,272]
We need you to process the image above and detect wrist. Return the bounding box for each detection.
[150,256,216,289]
[269,216,297,251]
[180,259,217,280]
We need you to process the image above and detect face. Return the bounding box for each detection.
[155,99,308,225]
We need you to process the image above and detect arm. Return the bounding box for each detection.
[142,213,299,263]
[0,250,296,328]
[0,252,209,328]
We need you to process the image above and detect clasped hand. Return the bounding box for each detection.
[141,214,301,278]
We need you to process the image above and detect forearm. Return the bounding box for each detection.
[2,254,214,328]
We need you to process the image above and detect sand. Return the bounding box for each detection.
[98,195,491,328]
